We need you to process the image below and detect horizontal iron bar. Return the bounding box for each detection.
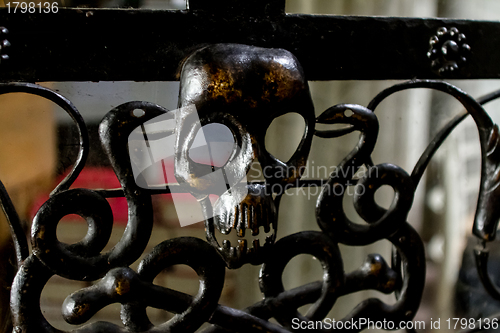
[1,8,499,81]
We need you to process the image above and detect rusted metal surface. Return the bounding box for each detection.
[176,44,314,268]
[2,0,500,331]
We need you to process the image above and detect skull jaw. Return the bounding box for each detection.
[175,44,316,268]
[207,183,278,269]
[212,235,275,269]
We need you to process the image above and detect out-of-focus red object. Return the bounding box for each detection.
[30,163,208,229]
[30,167,129,224]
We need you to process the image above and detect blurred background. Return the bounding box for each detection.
[1,0,500,332]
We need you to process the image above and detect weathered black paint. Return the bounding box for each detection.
[3,1,500,332]
[2,3,500,81]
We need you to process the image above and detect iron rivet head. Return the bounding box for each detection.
[0,27,10,64]
[428,27,470,76]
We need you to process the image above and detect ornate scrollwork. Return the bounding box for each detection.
[4,64,500,331]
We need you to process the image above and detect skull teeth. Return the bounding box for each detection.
[253,239,260,254]
[238,239,247,254]
[263,217,271,233]
[216,223,275,257]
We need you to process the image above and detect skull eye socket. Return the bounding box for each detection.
[189,123,236,167]
[265,113,306,162]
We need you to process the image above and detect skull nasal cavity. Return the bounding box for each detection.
[265,113,305,162]
[189,123,235,167]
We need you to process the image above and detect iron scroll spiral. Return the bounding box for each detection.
[367,81,500,304]
[30,101,165,281]
[7,94,288,333]
[4,80,500,332]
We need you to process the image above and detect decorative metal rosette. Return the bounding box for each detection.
[0,27,10,64]
[428,27,470,75]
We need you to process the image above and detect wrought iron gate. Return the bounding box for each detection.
[2,0,500,332]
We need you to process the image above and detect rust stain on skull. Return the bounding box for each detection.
[262,63,303,103]
[204,65,243,104]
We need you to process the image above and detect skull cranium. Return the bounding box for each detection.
[175,44,315,268]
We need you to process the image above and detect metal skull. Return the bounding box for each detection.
[175,44,315,268]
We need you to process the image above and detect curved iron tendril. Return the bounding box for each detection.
[368,81,500,187]
[314,79,500,329]
[0,82,89,267]
[311,100,424,331]
[367,80,500,304]
[30,102,169,282]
